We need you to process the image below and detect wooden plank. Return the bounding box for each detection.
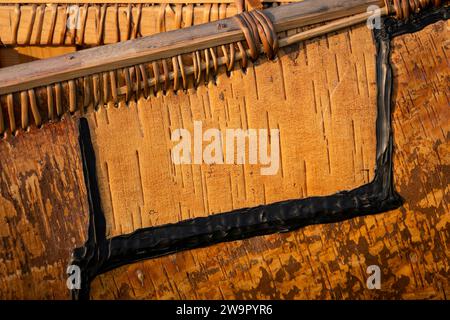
[0,0,384,95]
[0,117,89,299]
[89,20,450,300]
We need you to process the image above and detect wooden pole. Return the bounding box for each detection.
[0,0,384,95]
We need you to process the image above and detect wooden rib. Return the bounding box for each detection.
[68,80,76,112]
[174,4,183,29]
[157,3,167,33]
[134,65,141,97]
[125,4,132,41]
[28,89,41,126]
[178,55,187,89]
[47,4,58,45]
[110,71,118,103]
[102,72,109,102]
[123,68,132,101]
[96,4,107,45]
[0,0,385,95]
[68,5,77,45]
[131,4,142,39]
[172,57,180,90]
[59,5,68,45]
[20,91,28,130]
[6,94,15,133]
[46,85,55,120]
[24,4,37,45]
[54,83,63,116]
[33,4,45,45]
[0,98,4,134]
[185,4,194,27]
[83,77,91,108]
[77,4,89,45]
[92,74,101,106]
[113,4,120,42]
[219,2,228,19]
[11,4,20,46]
[139,64,149,97]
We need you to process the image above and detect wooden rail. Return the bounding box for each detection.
[0,0,384,95]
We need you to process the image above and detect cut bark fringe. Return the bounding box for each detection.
[0,0,447,136]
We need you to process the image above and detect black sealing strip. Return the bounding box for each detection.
[69,6,449,300]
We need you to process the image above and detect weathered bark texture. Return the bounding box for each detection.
[0,118,89,299]
[89,21,449,299]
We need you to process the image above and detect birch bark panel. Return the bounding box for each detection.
[89,21,449,299]
[0,118,88,299]
[84,23,377,238]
